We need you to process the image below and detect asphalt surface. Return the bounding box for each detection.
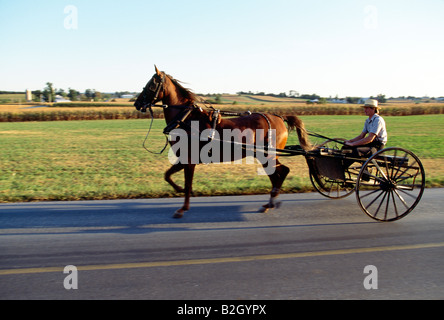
[0,189,443,300]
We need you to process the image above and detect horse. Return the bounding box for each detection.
[134,65,312,218]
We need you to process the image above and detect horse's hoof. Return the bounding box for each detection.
[173,209,185,219]
[259,201,281,213]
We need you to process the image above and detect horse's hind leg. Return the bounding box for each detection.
[260,160,290,213]
[165,163,185,193]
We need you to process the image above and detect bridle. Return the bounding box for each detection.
[138,72,169,154]
[139,72,166,113]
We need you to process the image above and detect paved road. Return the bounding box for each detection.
[0,189,443,300]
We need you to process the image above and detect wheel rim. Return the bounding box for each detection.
[356,147,425,221]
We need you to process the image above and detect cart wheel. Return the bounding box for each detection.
[309,138,356,199]
[356,147,425,222]
[309,169,355,199]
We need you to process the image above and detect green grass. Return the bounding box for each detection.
[0,93,25,103]
[0,120,170,201]
[0,115,443,202]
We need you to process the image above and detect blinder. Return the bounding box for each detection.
[140,73,165,113]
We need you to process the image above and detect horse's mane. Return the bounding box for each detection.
[165,73,199,104]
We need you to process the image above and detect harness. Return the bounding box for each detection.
[139,71,278,154]
[142,104,198,154]
[143,103,278,155]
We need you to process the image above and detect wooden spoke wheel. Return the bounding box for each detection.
[356,147,425,222]
[309,138,357,199]
[309,170,355,199]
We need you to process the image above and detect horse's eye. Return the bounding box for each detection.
[148,82,157,91]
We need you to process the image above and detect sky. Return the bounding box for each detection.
[0,0,443,98]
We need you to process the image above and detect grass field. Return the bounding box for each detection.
[0,115,443,203]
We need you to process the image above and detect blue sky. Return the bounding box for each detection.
[1,0,443,97]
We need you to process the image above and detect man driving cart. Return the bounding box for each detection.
[343,99,387,158]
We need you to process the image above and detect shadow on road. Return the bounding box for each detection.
[0,195,374,236]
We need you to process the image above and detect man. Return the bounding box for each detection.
[344,99,387,158]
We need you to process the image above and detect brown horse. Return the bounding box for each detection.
[135,66,311,218]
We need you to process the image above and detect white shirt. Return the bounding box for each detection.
[363,114,387,144]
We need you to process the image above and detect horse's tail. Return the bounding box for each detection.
[283,115,313,151]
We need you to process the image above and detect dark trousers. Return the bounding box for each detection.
[342,140,385,169]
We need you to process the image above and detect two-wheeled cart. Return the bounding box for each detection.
[276,135,425,222]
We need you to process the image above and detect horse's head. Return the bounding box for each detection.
[135,66,199,112]
[134,65,166,112]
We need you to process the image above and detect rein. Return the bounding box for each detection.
[141,103,337,157]
[307,131,347,146]
[142,104,169,154]
[139,72,170,154]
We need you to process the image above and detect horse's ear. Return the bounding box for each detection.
[154,65,161,75]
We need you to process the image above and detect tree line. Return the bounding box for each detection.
[29,82,135,102]
[236,91,389,103]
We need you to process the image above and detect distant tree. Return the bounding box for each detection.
[300,93,320,100]
[93,91,102,101]
[85,89,94,100]
[370,94,387,103]
[42,82,55,102]
[56,88,67,98]
[346,97,361,104]
[289,90,299,97]
[376,94,387,103]
[32,90,42,102]
[67,88,79,101]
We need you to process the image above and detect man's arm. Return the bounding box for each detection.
[345,132,376,146]
[345,132,366,145]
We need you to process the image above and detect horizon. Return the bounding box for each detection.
[3,89,442,101]
[1,0,443,97]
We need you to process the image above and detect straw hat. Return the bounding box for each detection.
[362,99,380,109]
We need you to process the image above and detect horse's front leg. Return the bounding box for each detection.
[165,163,185,193]
[173,164,196,219]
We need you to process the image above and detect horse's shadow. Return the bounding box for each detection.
[0,195,349,236]
[0,196,256,235]
[0,195,372,236]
